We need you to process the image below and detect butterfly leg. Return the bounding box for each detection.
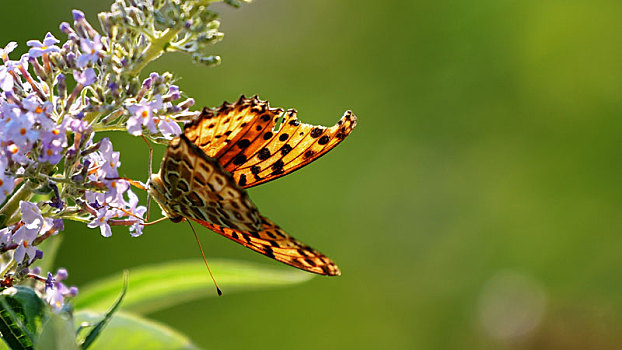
[141,135,154,221]
[142,216,170,226]
[105,177,147,191]
[107,203,170,226]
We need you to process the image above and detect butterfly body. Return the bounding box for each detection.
[149,135,262,231]
[150,96,356,276]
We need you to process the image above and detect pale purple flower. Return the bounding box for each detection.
[44,268,77,311]
[127,190,146,237]
[5,144,29,165]
[23,99,53,118]
[4,110,38,145]
[98,138,120,177]
[12,201,44,263]
[39,128,68,165]
[45,286,65,311]
[0,42,17,62]
[27,33,61,58]
[157,115,181,137]
[87,207,114,237]
[13,236,39,263]
[73,68,96,86]
[83,138,131,207]
[126,97,162,136]
[104,180,130,207]
[22,99,54,129]
[0,66,13,91]
[4,120,38,148]
[2,109,38,164]
[20,200,43,225]
[67,117,90,134]
[77,35,103,68]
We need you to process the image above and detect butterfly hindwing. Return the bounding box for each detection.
[152,134,263,232]
[184,95,357,188]
[191,215,341,276]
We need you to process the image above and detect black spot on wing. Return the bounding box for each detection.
[237,139,251,148]
[280,144,292,156]
[271,159,284,175]
[232,154,247,166]
[238,174,247,186]
[310,127,323,138]
[257,148,271,160]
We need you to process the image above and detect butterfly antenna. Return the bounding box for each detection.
[141,135,154,221]
[186,220,222,296]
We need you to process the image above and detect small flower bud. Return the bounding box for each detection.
[177,98,195,110]
[28,57,47,81]
[56,74,67,100]
[55,268,68,281]
[34,250,44,260]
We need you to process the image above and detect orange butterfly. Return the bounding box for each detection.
[149,96,357,276]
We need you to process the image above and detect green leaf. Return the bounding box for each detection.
[74,259,313,314]
[74,311,198,350]
[0,286,47,350]
[80,271,128,349]
[36,312,79,350]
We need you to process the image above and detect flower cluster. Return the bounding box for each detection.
[0,0,245,311]
[24,267,79,311]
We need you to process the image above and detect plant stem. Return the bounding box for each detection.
[0,182,32,227]
[128,0,212,77]
[0,259,15,277]
[129,27,180,76]
[92,125,127,132]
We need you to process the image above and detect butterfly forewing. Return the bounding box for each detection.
[192,215,341,276]
[184,95,357,188]
[152,134,263,232]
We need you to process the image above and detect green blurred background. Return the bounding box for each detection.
[3,0,622,349]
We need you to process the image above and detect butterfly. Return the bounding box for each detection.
[149,95,357,276]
